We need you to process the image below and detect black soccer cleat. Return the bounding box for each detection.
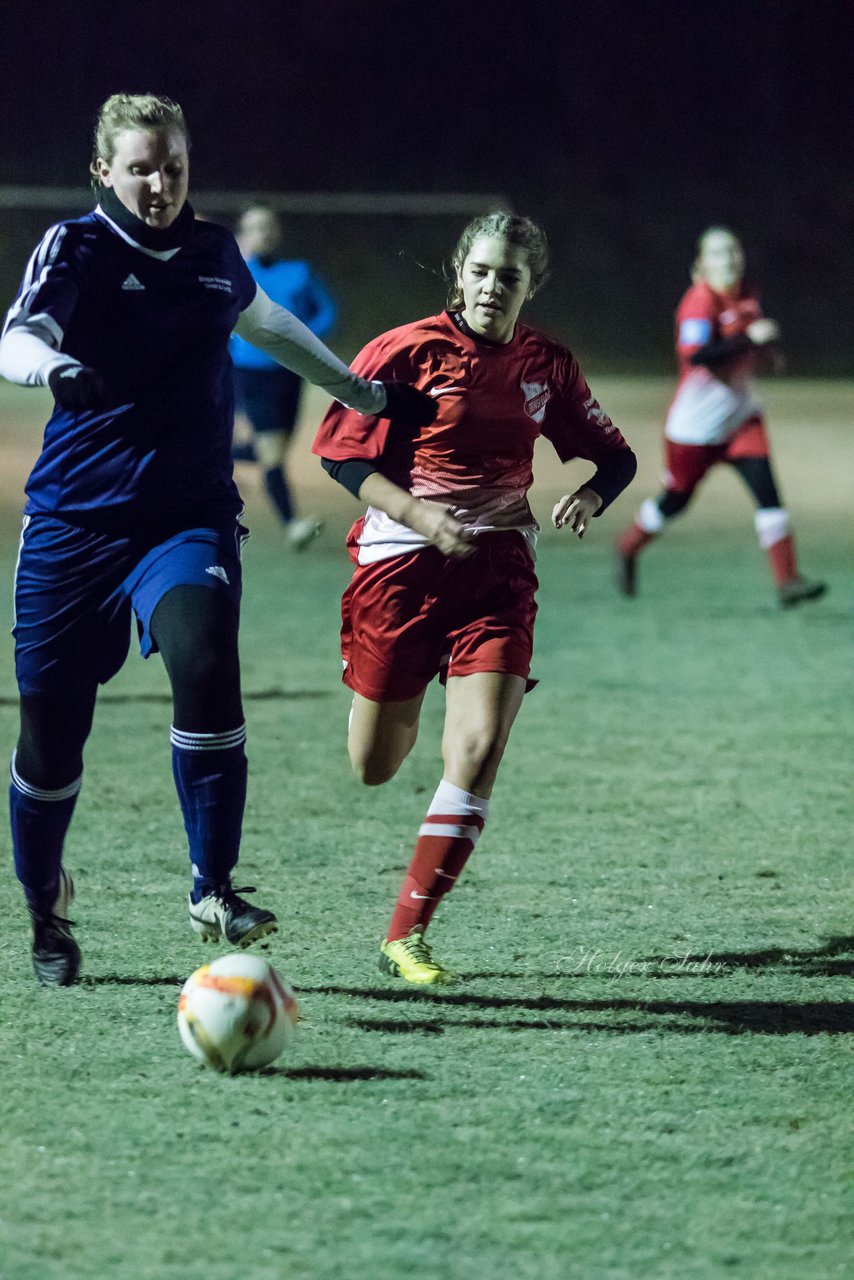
[616,551,637,597]
[188,884,278,948]
[30,869,81,987]
[778,576,827,609]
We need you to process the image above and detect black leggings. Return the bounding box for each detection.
[16,585,243,790]
[658,455,782,519]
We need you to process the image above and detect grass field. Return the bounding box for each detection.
[0,379,851,1280]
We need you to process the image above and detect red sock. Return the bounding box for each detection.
[617,522,657,557]
[386,780,488,941]
[766,534,797,586]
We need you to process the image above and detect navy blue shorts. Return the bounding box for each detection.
[13,514,248,696]
[233,366,302,436]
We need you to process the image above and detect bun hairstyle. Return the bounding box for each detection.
[90,93,190,185]
[448,211,549,308]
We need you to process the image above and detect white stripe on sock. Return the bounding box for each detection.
[428,778,490,820]
[170,724,247,752]
[10,751,82,802]
[417,822,482,841]
[754,507,790,549]
[638,497,665,534]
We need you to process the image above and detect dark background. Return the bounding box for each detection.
[2,0,853,372]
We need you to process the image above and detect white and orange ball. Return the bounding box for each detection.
[177,953,298,1073]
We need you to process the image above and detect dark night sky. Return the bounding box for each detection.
[3,0,852,189]
[2,0,853,370]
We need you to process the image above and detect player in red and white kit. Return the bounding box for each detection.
[314,212,636,985]
[616,226,825,607]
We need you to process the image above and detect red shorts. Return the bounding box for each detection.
[665,415,770,493]
[341,531,538,702]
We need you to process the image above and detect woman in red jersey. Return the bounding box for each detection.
[314,212,637,985]
[616,226,825,607]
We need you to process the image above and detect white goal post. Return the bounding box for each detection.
[0,187,510,215]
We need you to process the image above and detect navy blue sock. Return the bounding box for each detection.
[263,466,294,524]
[10,753,81,914]
[170,725,247,901]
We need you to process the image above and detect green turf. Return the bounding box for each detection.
[0,390,852,1279]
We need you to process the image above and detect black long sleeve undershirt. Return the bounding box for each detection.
[320,456,379,498]
[689,333,754,368]
[587,447,638,515]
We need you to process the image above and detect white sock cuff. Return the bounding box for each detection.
[754,507,790,549]
[170,724,247,752]
[637,498,665,534]
[429,778,490,820]
[10,751,82,802]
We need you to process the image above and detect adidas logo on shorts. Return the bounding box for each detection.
[122,274,145,291]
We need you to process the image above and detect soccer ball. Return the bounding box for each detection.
[177,953,298,1074]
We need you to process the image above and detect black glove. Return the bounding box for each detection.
[379,380,437,427]
[47,363,108,411]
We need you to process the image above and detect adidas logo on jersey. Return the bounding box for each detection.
[121,274,145,291]
[206,565,230,585]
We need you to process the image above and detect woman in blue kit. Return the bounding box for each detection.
[0,93,434,986]
[231,204,336,548]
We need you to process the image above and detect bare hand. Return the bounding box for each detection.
[551,486,603,539]
[747,318,780,346]
[407,499,474,558]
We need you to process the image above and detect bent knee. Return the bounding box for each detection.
[445,727,508,778]
[350,755,401,787]
[348,741,405,787]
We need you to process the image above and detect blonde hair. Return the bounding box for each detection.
[448,211,549,308]
[90,93,190,185]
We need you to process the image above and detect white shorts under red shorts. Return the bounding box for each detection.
[664,415,770,493]
[340,530,538,702]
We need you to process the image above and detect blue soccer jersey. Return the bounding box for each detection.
[5,209,257,529]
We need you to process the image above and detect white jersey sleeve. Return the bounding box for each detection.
[0,327,76,386]
[234,286,386,415]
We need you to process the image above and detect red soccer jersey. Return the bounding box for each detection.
[313,311,631,561]
[664,282,766,446]
[675,281,763,377]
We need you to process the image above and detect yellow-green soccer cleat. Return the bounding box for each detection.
[378,929,458,986]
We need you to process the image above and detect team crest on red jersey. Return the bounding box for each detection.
[521,380,551,423]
